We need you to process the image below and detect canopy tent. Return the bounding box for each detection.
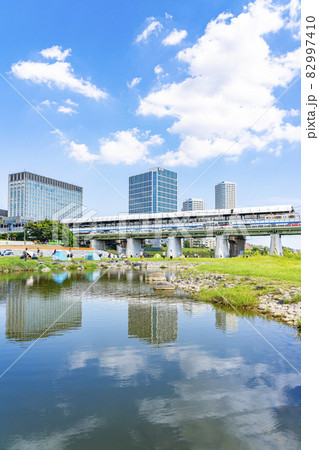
[153,253,161,258]
[86,252,101,261]
[52,251,68,261]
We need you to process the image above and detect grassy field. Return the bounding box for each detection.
[189,255,301,284]
[0,256,100,273]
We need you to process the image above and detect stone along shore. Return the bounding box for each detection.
[171,270,301,328]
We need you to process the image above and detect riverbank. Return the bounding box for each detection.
[0,257,104,273]
[0,255,301,328]
[170,255,301,328]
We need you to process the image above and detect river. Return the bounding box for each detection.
[0,269,301,449]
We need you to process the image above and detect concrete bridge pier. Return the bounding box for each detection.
[229,236,246,257]
[126,238,142,257]
[215,236,230,258]
[269,233,283,256]
[90,239,105,251]
[167,237,182,257]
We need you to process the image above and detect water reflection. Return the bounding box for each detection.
[52,272,68,284]
[215,310,238,332]
[85,270,101,282]
[0,269,300,449]
[5,281,82,341]
[139,350,300,449]
[128,301,178,345]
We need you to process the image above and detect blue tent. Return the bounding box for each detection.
[52,251,68,261]
[86,252,101,261]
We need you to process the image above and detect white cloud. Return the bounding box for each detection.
[38,99,57,107]
[68,141,99,162]
[165,12,173,20]
[162,29,188,46]
[57,105,77,115]
[285,0,301,38]
[127,77,142,88]
[136,19,163,43]
[138,0,301,166]
[65,98,79,107]
[40,45,71,61]
[11,47,108,101]
[99,129,164,165]
[54,128,164,165]
[154,64,164,75]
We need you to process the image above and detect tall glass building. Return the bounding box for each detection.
[215,181,236,209]
[8,171,83,220]
[129,167,177,214]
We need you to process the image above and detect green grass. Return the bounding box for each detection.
[192,255,300,284]
[197,285,260,308]
[0,256,99,273]
[0,257,40,272]
[284,293,301,304]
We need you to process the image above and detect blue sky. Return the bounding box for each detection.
[0,0,301,246]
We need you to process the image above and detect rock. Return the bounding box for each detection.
[152,281,175,290]
[258,305,267,310]
[146,272,166,282]
[41,267,50,272]
[71,260,79,264]
[256,285,265,290]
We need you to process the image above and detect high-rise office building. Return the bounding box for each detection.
[129,167,177,214]
[215,181,236,209]
[8,171,83,221]
[182,198,206,212]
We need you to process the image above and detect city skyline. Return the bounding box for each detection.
[0,0,301,247]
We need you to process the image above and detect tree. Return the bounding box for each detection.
[25,220,77,246]
[184,240,190,248]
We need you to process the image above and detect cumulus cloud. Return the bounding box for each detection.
[154,64,164,75]
[136,18,163,43]
[162,29,188,46]
[54,128,164,165]
[40,45,71,61]
[11,46,108,100]
[138,0,301,166]
[65,98,78,107]
[127,77,142,88]
[99,129,164,165]
[285,0,301,38]
[38,99,57,108]
[57,105,77,115]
